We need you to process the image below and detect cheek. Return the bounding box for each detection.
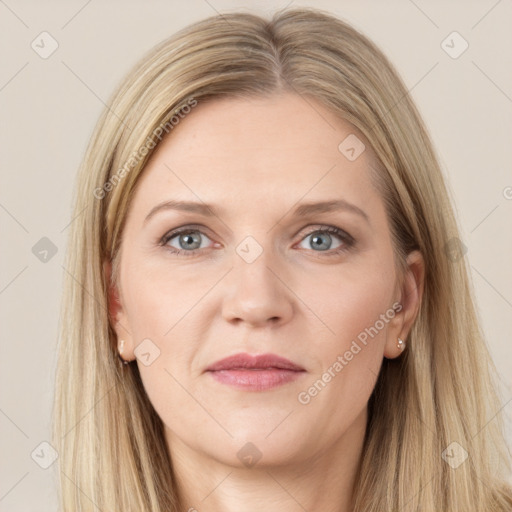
[120,259,213,411]
[292,254,395,414]
[297,255,396,352]
[121,255,214,339]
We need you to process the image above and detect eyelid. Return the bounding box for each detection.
[160,224,212,241]
[299,224,354,243]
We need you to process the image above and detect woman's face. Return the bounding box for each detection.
[109,93,423,468]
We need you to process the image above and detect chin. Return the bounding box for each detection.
[214,424,311,468]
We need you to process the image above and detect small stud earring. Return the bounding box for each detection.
[397,337,405,351]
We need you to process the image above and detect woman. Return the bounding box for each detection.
[52,7,512,511]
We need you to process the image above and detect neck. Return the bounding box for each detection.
[166,408,367,512]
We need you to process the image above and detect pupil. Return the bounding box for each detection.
[312,233,331,251]
[181,232,200,249]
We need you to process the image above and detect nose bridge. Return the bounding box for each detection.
[221,235,293,326]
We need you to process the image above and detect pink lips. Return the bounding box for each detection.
[205,353,306,391]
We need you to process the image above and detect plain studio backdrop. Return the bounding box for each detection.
[1,0,511,510]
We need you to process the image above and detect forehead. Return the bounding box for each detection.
[128,93,383,223]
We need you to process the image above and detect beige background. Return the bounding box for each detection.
[1,0,511,509]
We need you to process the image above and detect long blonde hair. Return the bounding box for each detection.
[53,7,512,511]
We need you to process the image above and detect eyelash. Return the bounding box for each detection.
[158,224,356,258]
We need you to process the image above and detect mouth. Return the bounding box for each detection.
[205,352,306,391]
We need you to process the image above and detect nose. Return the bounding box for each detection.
[221,246,294,328]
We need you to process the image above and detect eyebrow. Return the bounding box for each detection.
[144,199,370,225]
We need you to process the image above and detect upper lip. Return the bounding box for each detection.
[206,353,305,372]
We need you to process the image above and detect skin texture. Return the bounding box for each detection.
[107,93,424,512]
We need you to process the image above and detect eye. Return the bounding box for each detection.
[160,226,214,257]
[159,224,355,258]
[296,226,354,255]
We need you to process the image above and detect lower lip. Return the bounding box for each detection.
[207,369,305,391]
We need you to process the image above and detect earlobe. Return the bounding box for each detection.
[384,250,425,359]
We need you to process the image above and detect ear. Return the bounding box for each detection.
[104,259,135,361]
[383,250,425,359]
